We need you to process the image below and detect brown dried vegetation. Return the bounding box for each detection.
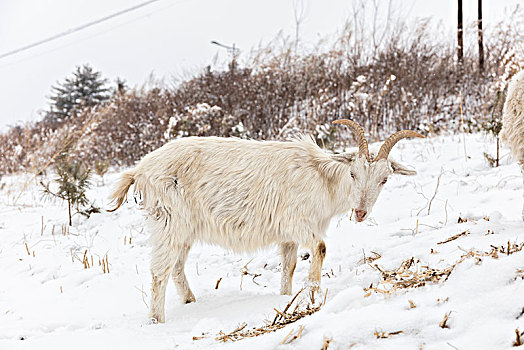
[365,241,523,295]
[214,288,324,342]
[1,9,523,175]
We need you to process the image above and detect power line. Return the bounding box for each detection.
[0,0,185,69]
[0,0,163,60]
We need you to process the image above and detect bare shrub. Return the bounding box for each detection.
[1,7,523,174]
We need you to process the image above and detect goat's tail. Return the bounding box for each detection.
[107,170,136,212]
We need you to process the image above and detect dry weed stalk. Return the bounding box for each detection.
[374,330,403,338]
[515,328,524,347]
[215,277,222,290]
[416,167,444,216]
[439,312,451,328]
[437,297,450,305]
[457,216,468,223]
[437,231,469,245]
[134,285,149,309]
[239,259,261,290]
[192,333,208,341]
[101,253,110,274]
[215,288,324,342]
[280,325,304,344]
[359,250,382,265]
[516,307,524,320]
[82,249,89,269]
[321,336,332,349]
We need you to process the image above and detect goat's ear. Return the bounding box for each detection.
[332,151,357,164]
[390,160,417,176]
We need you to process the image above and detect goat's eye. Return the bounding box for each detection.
[380,178,388,185]
[350,172,356,180]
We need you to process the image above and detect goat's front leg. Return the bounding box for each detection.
[280,242,298,295]
[308,240,326,288]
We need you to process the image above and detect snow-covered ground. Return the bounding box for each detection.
[0,134,522,349]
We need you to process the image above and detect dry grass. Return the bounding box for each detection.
[365,241,524,296]
[76,248,110,274]
[214,288,324,342]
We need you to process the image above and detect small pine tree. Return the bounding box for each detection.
[46,64,110,124]
[41,151,99,226]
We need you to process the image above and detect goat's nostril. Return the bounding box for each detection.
[355,209,367,221]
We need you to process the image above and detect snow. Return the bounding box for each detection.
[0,134,523,349]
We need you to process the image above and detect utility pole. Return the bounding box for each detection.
[211,41,239,72]
[478,0,484,71]
[457,0,464,64]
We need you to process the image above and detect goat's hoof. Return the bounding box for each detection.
[184,294,196,304]
[148,313,165,324]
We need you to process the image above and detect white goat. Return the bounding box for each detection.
[109,120,423,323]
[501,70,524,220]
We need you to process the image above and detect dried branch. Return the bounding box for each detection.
[437,231,469,245]
[216,287,325,342]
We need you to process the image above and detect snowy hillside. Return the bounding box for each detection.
[0,134,523,349]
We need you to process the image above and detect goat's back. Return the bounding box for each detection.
[132,137,336,250]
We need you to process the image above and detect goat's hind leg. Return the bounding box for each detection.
[280,242,298,295]
[521,164,524,221]
[171,243,196,303]
[150,244,173,323]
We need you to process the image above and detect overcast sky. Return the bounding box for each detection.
[0,0,520,130]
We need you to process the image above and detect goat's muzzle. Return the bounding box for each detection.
[355,209,367,222]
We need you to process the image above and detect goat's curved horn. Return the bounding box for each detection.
[375,130,424,161]
[333,119,370,162]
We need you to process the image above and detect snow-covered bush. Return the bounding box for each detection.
[1,7,524,175]
[164,103,248,141]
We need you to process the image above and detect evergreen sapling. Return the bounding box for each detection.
[41,152,99,226]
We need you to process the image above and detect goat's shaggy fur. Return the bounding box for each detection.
[110,135,417,322]
[501,70,524,220]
